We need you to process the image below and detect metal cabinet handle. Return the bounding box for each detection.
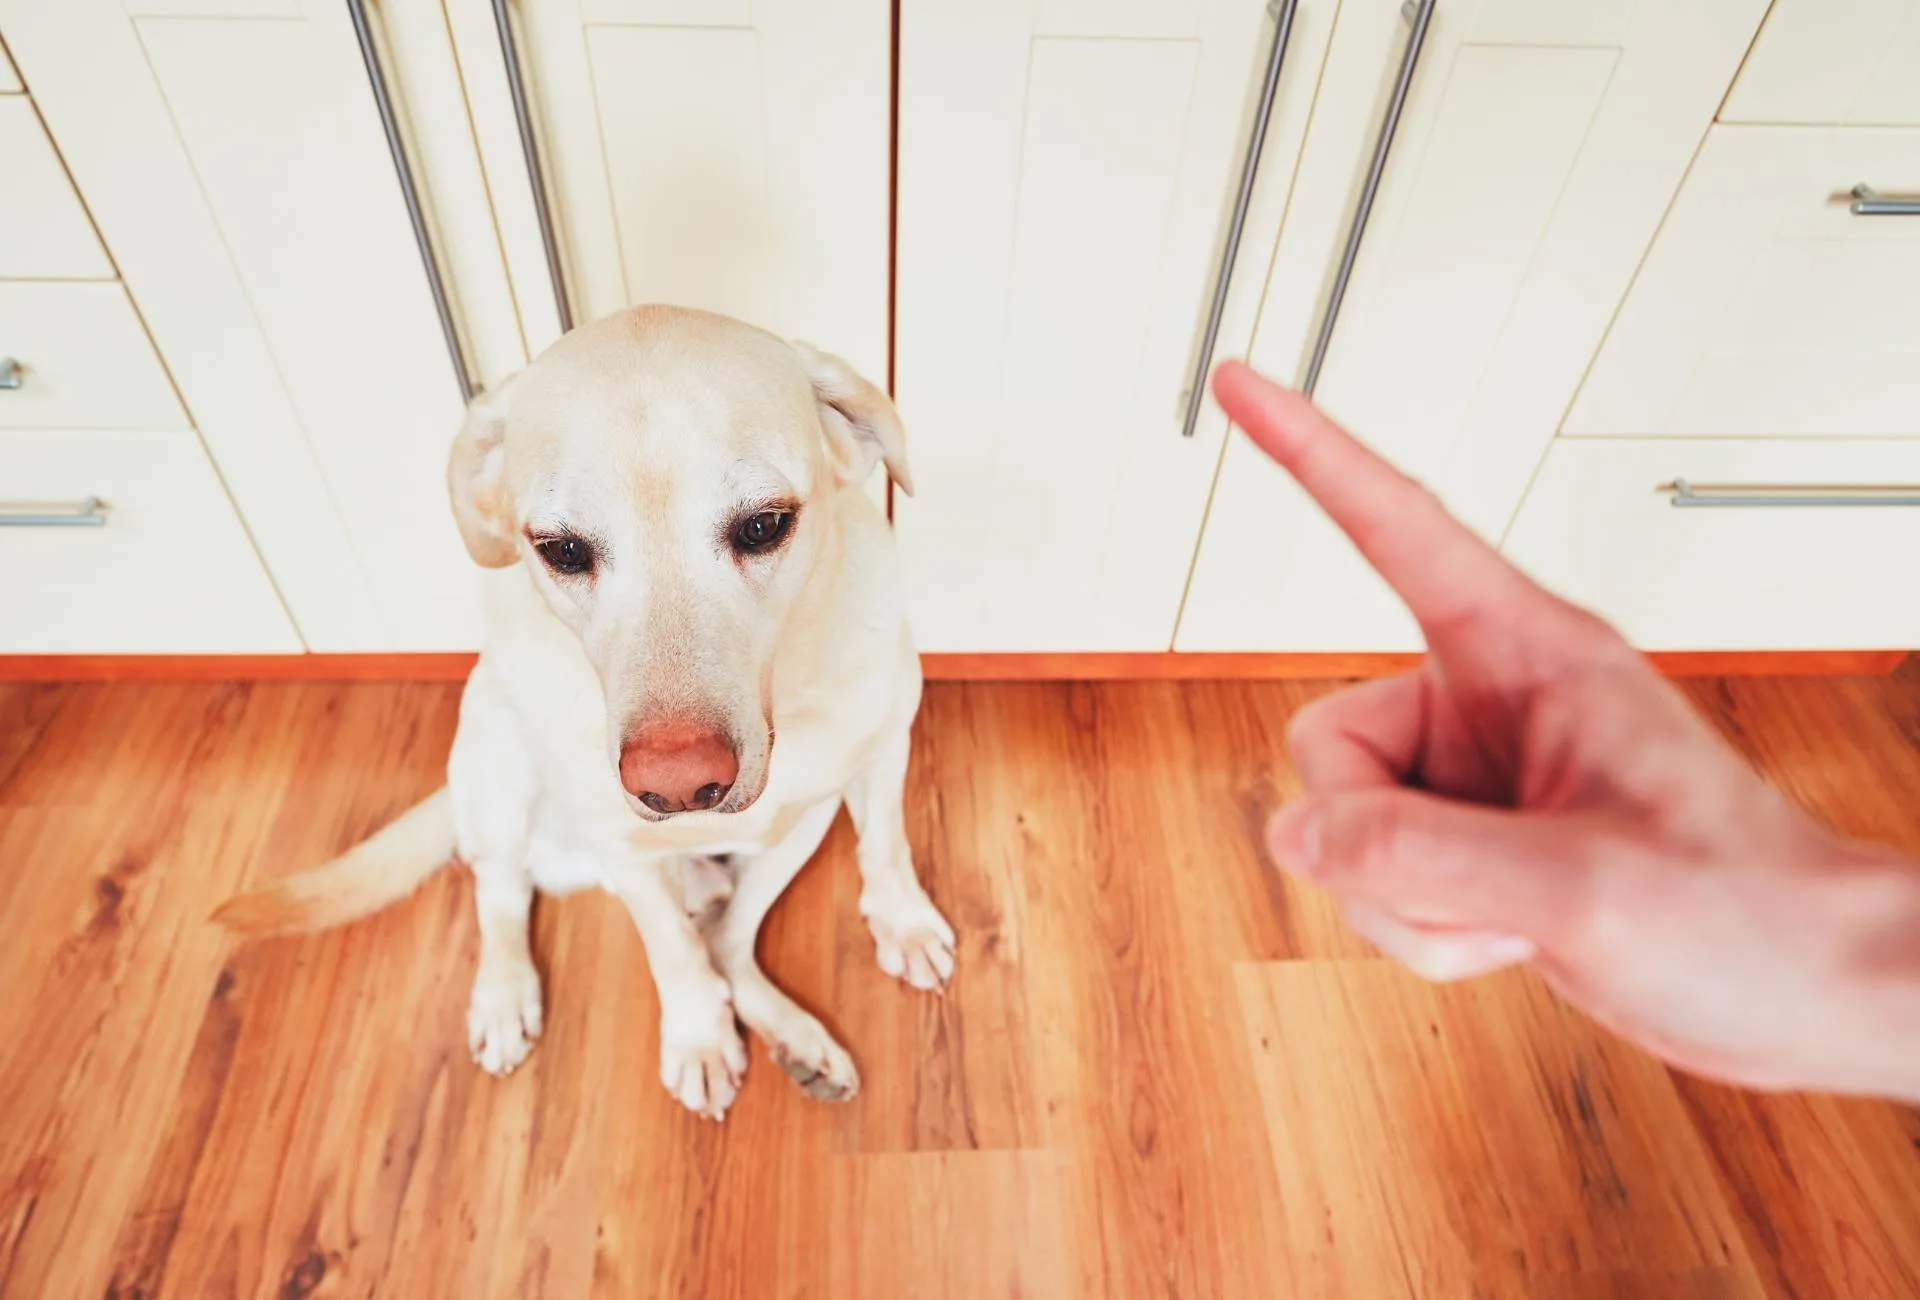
[346,0,477,404]
[0,496,109,527]
[1667,478,1920,508]
[1301,0,1437,397]
[1178,0,1301,438]
[1850,184,1920,217]
[0,357,22,390]
[492,0,575,333]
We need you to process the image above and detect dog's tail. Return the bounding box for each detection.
[213,788,456,937]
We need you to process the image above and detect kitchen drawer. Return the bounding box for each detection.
[1722,0,1920,126]
[1566,126,1920,440]
[0,429,301,652]
[0,281,185,428]
[1503,438,1920,651]
[0,97,114,278]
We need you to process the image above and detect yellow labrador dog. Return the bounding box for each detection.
[217,306,955,1119]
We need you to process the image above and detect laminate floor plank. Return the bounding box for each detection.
[0,672,1916,1298]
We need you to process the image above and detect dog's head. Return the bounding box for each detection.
[447,306,910,821]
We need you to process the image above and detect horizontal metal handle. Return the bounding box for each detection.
[1667,478,1920,508]
[1850,184,1920,217]
[1178,0,1301,438]
[0,496,109,527]
[0,357,22,390]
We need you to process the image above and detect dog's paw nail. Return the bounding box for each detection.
[875,928,957,992]
[660,1006,749,1120]
[771,1035,859,1103]
[467,962,544,1076]
[865,892,958,992]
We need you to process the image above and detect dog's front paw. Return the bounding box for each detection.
[659,976,748,1120]
[468,957,544,1076]
[764,1010,860,1102]
[862,886,957,992]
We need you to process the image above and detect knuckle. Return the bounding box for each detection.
[1284,695,1340,752]
[1322,794,1409,884]
[1555,602,1635,658]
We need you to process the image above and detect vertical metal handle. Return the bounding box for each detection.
[1178,0,1301,438]
[1301,0,1437,397]
[0,357,22,390]
[0,496,109,527]
[1850,184,1920,217]
[346,0,477,404]
[492,0,575,333]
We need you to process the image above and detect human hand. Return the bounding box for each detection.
[1213,360,1920,1101]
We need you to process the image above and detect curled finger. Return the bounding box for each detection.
[1341,898,1535,982]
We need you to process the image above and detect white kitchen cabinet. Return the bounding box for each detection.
[2,0,1912,662]
[483,0,890,379]
[1566,126,1920,441]
[0,283,184,429]
[892,0,1336,652]
[1504,439,1920,651]
[1721,0,1920,127]
[1176,0,1771,652]
[0,97,114,280]
[134,10,479,648]
[0,430,301,653]
[0,0,498,651]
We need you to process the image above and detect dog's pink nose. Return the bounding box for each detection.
[619,724,738,814]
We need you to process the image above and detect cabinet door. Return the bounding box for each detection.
[1565,126,1920,440]
[1177,0,1770,652]
[0,431,302,654]
[1721,0,1920,127]
[1504,438,1920,651]
[0,97,115,280]
[494,0,890,380]
[894,0,1336,652]
[2,0,482,650]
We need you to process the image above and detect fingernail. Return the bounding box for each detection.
[1267,803,1322,877]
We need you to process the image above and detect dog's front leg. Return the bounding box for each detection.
[844,724,956,991]
[709,797,859,1101]
[452,684,544,1078]
[605,858,748,1120]
[467,855,543,1076]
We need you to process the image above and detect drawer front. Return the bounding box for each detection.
[0,281,185,428]
[1722,0,1920,127]
[1503,438,1920,651]
[1566,126,1920,440]
[0,97,114,278]
[0,429,301,652]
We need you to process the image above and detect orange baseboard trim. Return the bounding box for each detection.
[923,652,1423,680]
[921,650,1910,680]
[0,649,1905,683]
[0,653,481,682]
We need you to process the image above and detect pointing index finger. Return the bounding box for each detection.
[1212,361,1535,634]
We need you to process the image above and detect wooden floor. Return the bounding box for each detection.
[3,673,1919,1299]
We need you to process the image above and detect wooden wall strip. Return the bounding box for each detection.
[0,649,1904,683]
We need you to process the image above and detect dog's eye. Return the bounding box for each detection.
[534,535,594,576]
[732,509,793,554]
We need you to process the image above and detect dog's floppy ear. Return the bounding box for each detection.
[791,341,914,496]
[447,376,520,568]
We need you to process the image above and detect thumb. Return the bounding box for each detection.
[1269,786,1593,940]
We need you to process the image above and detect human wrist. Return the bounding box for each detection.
[1817,843,1920,1102]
